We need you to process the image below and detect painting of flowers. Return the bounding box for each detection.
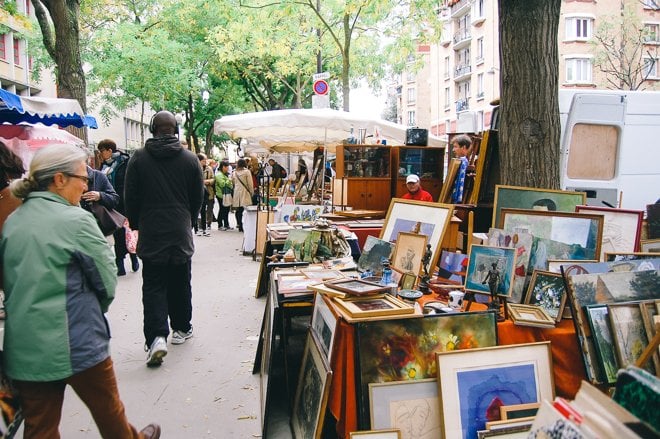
[354,311,498,429]
[523,270,567,322]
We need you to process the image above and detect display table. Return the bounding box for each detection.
[326,299,585,438]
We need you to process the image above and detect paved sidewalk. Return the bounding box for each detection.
[53,227,265,437]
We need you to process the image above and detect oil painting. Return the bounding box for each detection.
[464,245,517,297]
[585,305,619,384]
[487,228,534,303]
[576,206,644,260]
[523,270,567,322]
[607,303,655,375]
[358,236,395,275]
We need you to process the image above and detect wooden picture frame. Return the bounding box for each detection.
[639,301,660,377]
[500,402,540,420]
[258,288,277,436]
[324,278,391,297]
[391,231,427,276]
[575,205,644,259]
[523,270,567,322]
[291,332,332,439]
[603,252,658,262]
[464,244,517,297]
[301,268,345,281]
[355,311,498,429]
[507,303,555,328]
[640,238,660,253]
[333,294,414,320]
[379,198,454,278]
[500,208,604,265]
[477,424,532,438]
[584,304,619,384]
[439,158,461,203]
[608,302,656,375]
[311,294,338,363]
[436,342,554,439]
[492,185,586,228]
[369,379,440,436]
[276,272,318,297]
[349,430,401,439]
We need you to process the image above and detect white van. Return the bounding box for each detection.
[559,89,660,211]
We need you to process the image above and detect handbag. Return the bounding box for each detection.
[125,221,138,254]
[89,203,126,236]
[221,185,233,207]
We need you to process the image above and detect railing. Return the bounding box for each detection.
[476,91,485,99]
[456,98,469,112]
[454,64,472,77]
[453,28,471,45]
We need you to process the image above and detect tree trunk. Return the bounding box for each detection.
[36,0,87,112]
[498,0,561,189]
[342,13,351,111]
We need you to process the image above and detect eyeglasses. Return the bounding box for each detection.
[64,173,89,184]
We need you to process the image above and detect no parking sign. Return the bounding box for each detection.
[313,79,329,95]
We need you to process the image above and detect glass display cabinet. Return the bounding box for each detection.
[392,146,446,200]
[335,145,392,211]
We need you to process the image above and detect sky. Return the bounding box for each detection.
[349,83,387,119]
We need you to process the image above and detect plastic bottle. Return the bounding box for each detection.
[381,259,392,285]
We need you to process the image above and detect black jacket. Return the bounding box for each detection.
[124,135,204,264]
[81,167,119,212]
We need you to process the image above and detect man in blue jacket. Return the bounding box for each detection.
[124,110,204,367]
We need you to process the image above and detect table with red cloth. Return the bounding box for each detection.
[326,297,586,439]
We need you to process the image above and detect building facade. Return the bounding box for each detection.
[398,0,660,136]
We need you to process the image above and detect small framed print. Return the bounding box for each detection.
[324,279,391,297]
[500,402,540,420]
[507,303,556,328]
[399,272,417,290]
[333,294,415,320]
[640,238,660,253]
[391,231,428,275]
[523,270,567,323]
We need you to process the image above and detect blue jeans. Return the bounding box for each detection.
[142,260,192,346]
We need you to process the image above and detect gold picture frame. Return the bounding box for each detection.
[507,303,556,328]
[333,294,415,321]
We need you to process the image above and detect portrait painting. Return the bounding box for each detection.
[355,311,498,429]
[380,199,454,276]
[576,206,644,260]
[391,232,428,275]
[492,185,586,228]
[358,236,395,275]
[585,305,619,384]
[464,245,517,297]
[523,270,567,322]
[291,333,332,439]
[436,342,554,439]
[370,379,440,439]
[607,303,655,375]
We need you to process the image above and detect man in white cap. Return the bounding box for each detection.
[401,174,433,202]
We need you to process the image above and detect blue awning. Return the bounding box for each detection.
[0,89,97,128]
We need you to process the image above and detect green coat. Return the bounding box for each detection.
[0,192,117,381]
[214,171,233,197]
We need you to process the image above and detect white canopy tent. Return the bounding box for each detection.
[213,108,446,153]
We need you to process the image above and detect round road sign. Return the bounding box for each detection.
[313,79,329,95]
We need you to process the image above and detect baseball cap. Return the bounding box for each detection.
[406,174,420,184]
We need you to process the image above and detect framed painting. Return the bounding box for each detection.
[259,288,277,436]
[604,252,658,262]
[438,250,468,283]
[358,236,395,275]
[355,311,498,429]
[283,228,312,261]
[325,279,391,297]
[379,199,454,276]
[477,425,531,438]
[523,270,567,322]
[399,272,417,290]
[487,228,534,303]
[584,304,619,384]
[500,402,540,420]
[576,205,644,259]
[291,332,332,439]
[350,430,401,439]
[391,232,427,275]
[333,294,414,321]
[439,158,461,203]
[507,303,555,328]
[500,208,604,267]
[640,238,660,253]
[546,259,598,274]
[464,245,517,298]
[301,268,345,281]
[492,185,586,228]
[607,302,656,375]
[311,294,338,363]
[639,301,660,376]
[436,342,554,439]
[369,379,440,439]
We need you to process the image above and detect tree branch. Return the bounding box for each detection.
[32,0,56,59]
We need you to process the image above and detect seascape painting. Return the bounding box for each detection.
[355,312,498,429]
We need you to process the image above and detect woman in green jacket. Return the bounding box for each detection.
[0,144,160,438]
[214,160,233,230]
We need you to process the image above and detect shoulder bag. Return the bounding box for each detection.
[90,203,126,236]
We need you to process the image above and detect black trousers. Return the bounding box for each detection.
[142,259,192,346]
[216,196,231,228]
[235,206,245,231]
[194,198,208,232]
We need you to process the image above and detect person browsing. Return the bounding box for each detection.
[401,174,433,202]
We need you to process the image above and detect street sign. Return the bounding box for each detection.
[313,72,330,81]
[312,95,330,109]
[313,79,329,96]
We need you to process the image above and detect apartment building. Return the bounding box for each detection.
[398,0,660,136]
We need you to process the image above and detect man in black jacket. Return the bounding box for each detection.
[124,110,204,367]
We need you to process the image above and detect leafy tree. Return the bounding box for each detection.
[498,0,561,188]
[591,1,659,90]
[629,270,659,297]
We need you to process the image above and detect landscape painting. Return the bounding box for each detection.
[585,305,619,384]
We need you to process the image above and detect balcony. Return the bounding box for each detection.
[476,91,485,100]
[450,0,471,18]
[453,28,471,49]
[456,98,470,113]
[454,64,472,79]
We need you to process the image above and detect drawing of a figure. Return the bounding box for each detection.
[400,247,415,272]
[391,399,440,439]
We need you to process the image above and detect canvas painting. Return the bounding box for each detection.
[358,236,395,275]
[576,206,644,260]
[464,245,517,297]
[438,250,468,283]
[523,270,567,322]
[585,305,619,384]
[355,311,498,429]
[311,294,338,363]
[492,185,586,228]
[436,342,554,439]
[487,228,534,303]
[607,303,655,375]
[369,379,440,439]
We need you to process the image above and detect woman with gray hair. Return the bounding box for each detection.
[0,144,160,438]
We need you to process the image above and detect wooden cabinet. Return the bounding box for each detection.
[335,145,392,211]
[392,146,446,201]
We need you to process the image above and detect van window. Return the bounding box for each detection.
[567,123,618,180]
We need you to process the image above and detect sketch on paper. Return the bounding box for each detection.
[389,398,441,439]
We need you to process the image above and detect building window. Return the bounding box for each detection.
[476,37,484,63]
[565,17,592,40]
[406,70,415,82]
[407,111,415,126]
[644,57,658,78]
[407,87,415,103]
[565,57,592,83]
[477,73,484,99]
[13,38,20,66]
[444,56,450,79]
[644,23,660,43]
[643,0,658,9]
[444,87,451,109]
[474,0,485,19]
[458,80,470,99]
[0,35,6,60]
[477,110,484,131]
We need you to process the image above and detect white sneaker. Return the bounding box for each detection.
[203,230,211,237]
[195,230,202,236]
[146,336,167,366]
[171,328,193,345]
